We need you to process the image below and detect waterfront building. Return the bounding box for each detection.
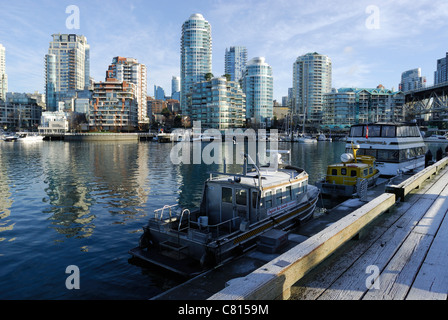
[242,57,273,127]
[106,56,148,125]
[399,68,426,92]
[322,86,405,130]
[89,80,138,132]
[190,77,246,130]
[45,34,90,111]
[434,52,447,85]
[225,46,247,82]
[1,93,43,131]
[38,109,69,134]
[180,13,212,115]
[0,44,7,101]
[292,52,332,126]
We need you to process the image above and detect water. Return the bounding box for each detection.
[0,139,444,300]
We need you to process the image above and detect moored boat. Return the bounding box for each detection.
[129,151,320,276]
[345,122,427,177]
[316,147,380,198]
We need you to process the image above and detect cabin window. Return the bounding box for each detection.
[363,169,368,176]
[293,183,301,198]
[368,125,381,137]
[303,180,308,193]
[222,187,233,203]
[350,126,364,137]
[236,189,247,206]
[381,125,396,137]
[276,189,283,204]
[350,170,357,177]
[252,191,258,209]
[369,167,373,174]
[341,168,347,175]
[285,186,292,202]
[265,191,273,209]
[331,169,337,176]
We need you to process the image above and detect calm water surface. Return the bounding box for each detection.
[0,139,443,299]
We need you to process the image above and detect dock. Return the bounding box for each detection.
[151,157,448,300]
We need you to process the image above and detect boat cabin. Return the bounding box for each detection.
[325,155,376,187]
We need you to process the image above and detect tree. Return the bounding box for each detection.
[222,74,231,82]
[204,73,214,81]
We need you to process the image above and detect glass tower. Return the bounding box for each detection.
[180,13,212,115]
[225,46,247,82]
[242,57,273,127]
[292,52,332,125]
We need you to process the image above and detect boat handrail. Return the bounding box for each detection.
[178,209,190,232]
[154,204,179,221]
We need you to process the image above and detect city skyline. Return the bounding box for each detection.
[1,0,448,103]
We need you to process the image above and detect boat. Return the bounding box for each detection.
[345,122,427,177]
[16,132,45,142]
[129,151,320,276]
[295,133,317,143]
[316,146,380,198]
[317,134,332,142]
[1,133,18,142]
[424,134,448,143]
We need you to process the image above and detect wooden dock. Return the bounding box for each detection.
[208,157,448,301]
[289,160,448,300]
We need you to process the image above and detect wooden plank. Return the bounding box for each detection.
[316,168,448,300]
[364,182,448,300]
[208,193,396,300]
[406,199,448,300]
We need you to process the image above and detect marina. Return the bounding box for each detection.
[0,131,447,300]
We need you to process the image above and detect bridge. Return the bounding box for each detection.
[404,81,448,121]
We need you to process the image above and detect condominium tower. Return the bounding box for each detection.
[45,34,90,111]
[242,57,273,126]
[106,56,148,124]
[434,52,447,85]
[180,13,212,115]
[292,52,332,125]
[399,68,426,92]
[225,46,247,82]
[0,44,7,101]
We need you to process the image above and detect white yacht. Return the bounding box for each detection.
[16,132,45,142]
[345,123,427,177]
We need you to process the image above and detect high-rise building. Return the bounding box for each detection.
[45,34,90,111]
[190,77,246,129]
[89,80,138,131]
[292,52,332,125]
[180,13,212,115]
[434,52,447,85]
[106,56,148,124]
[242,57,273,127]
[225,46,247,82]
[399,68,426,92]
[0,44,7,101]
[154,85,165,100]
[171,76,180,101]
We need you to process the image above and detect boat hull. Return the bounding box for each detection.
[317,171,380,198]
[129,186,320,276]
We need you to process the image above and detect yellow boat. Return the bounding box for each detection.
[316,146,380,198]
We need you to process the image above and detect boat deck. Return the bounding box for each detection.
[289,164,448,300]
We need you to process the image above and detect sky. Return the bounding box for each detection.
[1,0,448,102]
